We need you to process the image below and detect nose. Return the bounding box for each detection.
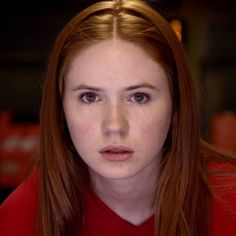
[102,101,129,137]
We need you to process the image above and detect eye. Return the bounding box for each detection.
[79,92,100,104]
[130,92,151,104]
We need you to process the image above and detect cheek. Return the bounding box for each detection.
[65,118,94,160]
[67,116,95,142]
[64,108,101,152]
[135,108,171,144]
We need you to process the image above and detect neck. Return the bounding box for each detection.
[90,162,158,225]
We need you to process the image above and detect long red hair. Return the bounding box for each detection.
[38,1,235,235]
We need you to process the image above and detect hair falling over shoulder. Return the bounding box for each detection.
[38,0,236,235]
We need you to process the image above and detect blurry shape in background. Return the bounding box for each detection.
[0,111,39,188]
[211,111,236,153]
[170,19,182,41]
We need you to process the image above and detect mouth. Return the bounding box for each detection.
[99,145,134,162]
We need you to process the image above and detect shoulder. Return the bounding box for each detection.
[208,162,236,236]
[0,168,39,236]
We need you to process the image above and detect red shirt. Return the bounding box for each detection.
[84,185,154,236]
[0,167,236,236]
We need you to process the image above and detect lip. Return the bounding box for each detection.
[99,145,134,162]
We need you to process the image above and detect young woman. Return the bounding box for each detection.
[0,1,236,236]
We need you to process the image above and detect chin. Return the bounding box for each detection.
[94,168,142,180]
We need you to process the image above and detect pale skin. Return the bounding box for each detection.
[63,39,172,225]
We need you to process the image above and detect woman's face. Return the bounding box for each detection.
[63,39,172,180]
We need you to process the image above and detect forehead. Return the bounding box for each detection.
[65,39,168,88]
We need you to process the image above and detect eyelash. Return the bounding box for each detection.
[79,92,101,104]
[78,92,151,104]
[128,92,151,104]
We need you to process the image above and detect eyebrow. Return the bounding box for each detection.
[125,83,157,91]
[72,84,101,92]
[72,83,158,92]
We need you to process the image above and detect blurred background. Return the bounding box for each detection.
[0,0,236,202]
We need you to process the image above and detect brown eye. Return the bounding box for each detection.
[80,92,99,103]
[131,93,150,104]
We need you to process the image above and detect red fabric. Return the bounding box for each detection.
[84,185,155,236]
[0,169,39,236]
[209,163,236,236]
[0,166,236,236]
